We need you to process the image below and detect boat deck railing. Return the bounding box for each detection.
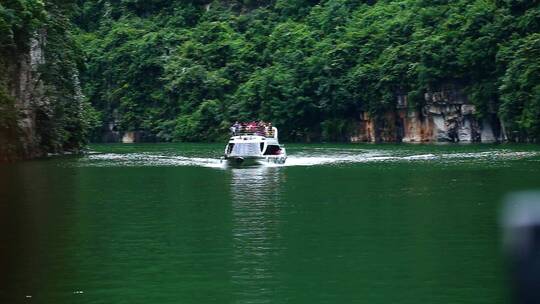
[232,127,275,138]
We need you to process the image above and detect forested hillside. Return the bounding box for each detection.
[0,0,93,160]
[1,0,539,156]
[74,0,540,142]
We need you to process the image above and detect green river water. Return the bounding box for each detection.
[1,143,540,303]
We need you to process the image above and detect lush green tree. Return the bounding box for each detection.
[499,33,540,141]
[1,0,94,158]
[74,0,540,142]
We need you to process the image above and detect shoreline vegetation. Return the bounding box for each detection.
[1,0,540,161]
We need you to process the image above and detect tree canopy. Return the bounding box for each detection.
[1,0,96,157]
[73,0,540,142]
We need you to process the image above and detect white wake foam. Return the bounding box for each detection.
[77,148,538,168]
[84,153,224,168]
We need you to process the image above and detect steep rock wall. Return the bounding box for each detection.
[0,32,48,161]
[0,25,86,162]
[351,86,504,143]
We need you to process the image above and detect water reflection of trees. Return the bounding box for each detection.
[229,166,285,302]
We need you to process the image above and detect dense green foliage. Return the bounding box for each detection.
[0,0,45,157]
[0,0,94,158]
[60,1,540,142]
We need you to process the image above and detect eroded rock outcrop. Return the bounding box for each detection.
[0,26,86,162]
[351,85,505,143]
[0,32,48,161]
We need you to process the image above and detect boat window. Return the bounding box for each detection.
[229,143,261,156]
[260,143,264,152]
[227,143,234,154]
[264,145,281,155]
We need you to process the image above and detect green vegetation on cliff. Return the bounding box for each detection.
[0,0,95,160]
[75,0,540,142]
[2,0,540,152]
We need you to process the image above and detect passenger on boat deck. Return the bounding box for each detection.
[230,121,241,135]
[256,123,266,136]
[230,121,274,136]
[266,122,272,136]
[246,122,257,132]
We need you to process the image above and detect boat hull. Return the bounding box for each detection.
[223,155,287,166]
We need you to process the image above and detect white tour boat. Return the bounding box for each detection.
[223,123,287,166]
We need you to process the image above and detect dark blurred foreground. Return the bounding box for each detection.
[503,192,540,304]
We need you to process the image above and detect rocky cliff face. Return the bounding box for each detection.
[0,28,86,162]
[351,85,505,143]
[0,32,48,161]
